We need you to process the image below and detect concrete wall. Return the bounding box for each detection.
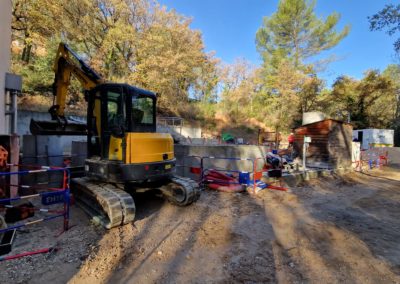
[360,147,400,169]
[0,1,12,134]
[174,144,270,179]
[69,143,271,180]
[18,111,87,154]
[328,121,353,169]
[17,110,86,135]
[379,147,400,168]
[157,125,202,138]
[181,138,220,145]
[19,110,200,135]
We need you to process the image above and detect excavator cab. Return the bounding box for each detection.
[84,83,175,184]
[86,83,156,159]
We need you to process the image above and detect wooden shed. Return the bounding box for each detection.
[294,119,353,169]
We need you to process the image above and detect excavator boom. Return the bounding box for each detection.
[30,43,103,136]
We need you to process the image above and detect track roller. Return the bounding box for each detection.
[159,176,200,206]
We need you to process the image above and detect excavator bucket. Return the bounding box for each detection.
[29,119,87,136]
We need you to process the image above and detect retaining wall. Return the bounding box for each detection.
[18,111,86,153]
[157,125,202,139]
[18,111,202,152]
[174,144,271,179]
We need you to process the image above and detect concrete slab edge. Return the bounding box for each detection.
[262,168,352,187]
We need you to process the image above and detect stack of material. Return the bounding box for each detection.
[204,170,244,193]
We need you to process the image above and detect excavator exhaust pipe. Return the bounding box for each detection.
[29,119,87,136]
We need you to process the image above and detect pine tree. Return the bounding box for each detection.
[256,0,350,70]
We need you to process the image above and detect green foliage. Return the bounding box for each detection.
[369,4,400,53]
[330,70,397,129]
[11,0,218,112]
[12,52,53,94]
[10,0,400,141]
[382,64,400,145]
[382,64,400,88]
[256,0,350,69]
[252,0,349,133]
[197,101,217,119]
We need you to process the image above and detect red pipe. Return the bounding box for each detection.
[207,183,244,192]
[204,170,245,192]
[0,247,57,261]
[267,185,288,191]
[205,170,236,181]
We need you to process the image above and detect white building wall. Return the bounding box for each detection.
[353,129,394,149]
[0,0,12,134]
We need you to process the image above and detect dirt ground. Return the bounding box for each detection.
[1,167,400,283]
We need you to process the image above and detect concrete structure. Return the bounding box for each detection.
[302,112,326,125]
[174,144,353,183]
[174,144,270,179]
[69,142,272,179]
[353,129,394,150]
[294,119,353,169]
[0,1,12,134]
[18,111,86,153]
[18,110,203,152]
[383,147,400,167]
[157,124,202,139]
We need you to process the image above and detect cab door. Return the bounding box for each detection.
[101,86,125,160]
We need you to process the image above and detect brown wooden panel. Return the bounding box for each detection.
[294,119,353,168]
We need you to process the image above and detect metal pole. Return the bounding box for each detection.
[253,159,256,194]
[12,91,17,134]
[303,138,307,172]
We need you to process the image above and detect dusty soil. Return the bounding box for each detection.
[1,167,400,283]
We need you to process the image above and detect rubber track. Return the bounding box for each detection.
[160,176,200,206]
[71,178,135,229]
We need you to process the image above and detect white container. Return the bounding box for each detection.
[352,129,394,150]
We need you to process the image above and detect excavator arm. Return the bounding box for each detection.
[30,43,104,135]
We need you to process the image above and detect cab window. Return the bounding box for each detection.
[106,90,124,129]
[131,96,154,125]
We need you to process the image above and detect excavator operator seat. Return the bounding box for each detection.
[132,108,144,124]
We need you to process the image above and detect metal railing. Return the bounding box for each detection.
[200,156,265,194]
[0,165,70,235]
[157,117,184,127]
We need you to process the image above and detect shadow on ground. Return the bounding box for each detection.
[5,167,400,283]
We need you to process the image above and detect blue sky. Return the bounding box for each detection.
[157,0,399,87]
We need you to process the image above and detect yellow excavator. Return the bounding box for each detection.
[30,43,200,228]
